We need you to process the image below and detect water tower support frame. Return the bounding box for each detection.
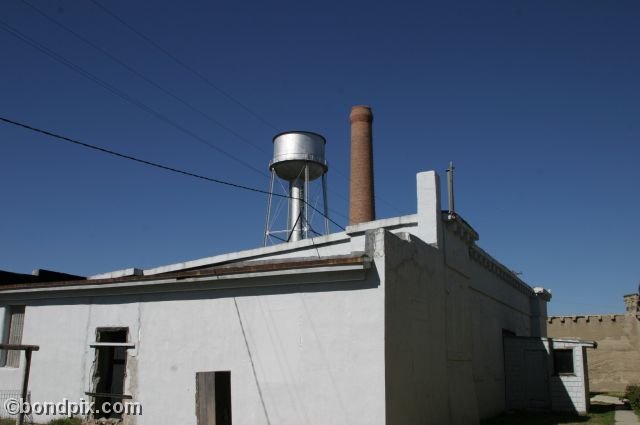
[263,164,330,246]
[263,170,276,247]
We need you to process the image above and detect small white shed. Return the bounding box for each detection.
[504,336,596,413]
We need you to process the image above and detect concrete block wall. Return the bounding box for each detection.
[384,231,450,425]
[504,337,551,410]
[467,261,533,419]
[550,342,589,413]
[504,337,591,414]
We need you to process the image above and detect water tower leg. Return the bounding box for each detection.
[322,173,330,235]
[263,170,275,246]
[304,164,309,239]
[289,177,304,242]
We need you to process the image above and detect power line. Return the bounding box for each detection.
[0,116,346,231]
[23,0,356,220]
[0,18,267,178]
[20,0,271,157]
[1,11,348,222]
[47,1,397,218]
[90,0,281,133]
[0,15,350,223]
[87,0,401,217]
[4,6,388,221]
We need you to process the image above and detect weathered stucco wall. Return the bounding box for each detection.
[0,170,552,425]
[547,296,640,392]
[384,231,449,425]
[0,264,386,425]
[466,253,536,419]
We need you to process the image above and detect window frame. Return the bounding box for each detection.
[553,348,575,376]
[1,305,26,368]
[86,327,134,419]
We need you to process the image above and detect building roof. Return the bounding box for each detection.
[0,254,370,296]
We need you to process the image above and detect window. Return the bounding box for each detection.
[89,328,133,419]
[553,349,574,375]
[1,305,26,368]
[196,371,232,425]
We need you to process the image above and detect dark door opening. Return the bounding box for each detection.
[196,371,232,425]
[93,328,128,419]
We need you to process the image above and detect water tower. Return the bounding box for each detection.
[263,131,330,245]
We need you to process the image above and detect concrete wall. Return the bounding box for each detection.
[549,341,590,413]
[0,266,386,425]
[504,337,591,414]
[383,231,450,425]
[0,170,552,425]
[464,250,536,419]
[548,298,640,392]
[376,169,544,424]
[468,290,529,418]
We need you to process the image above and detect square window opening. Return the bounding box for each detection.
[553,348,574,375]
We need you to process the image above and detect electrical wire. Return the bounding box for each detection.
[4,6,389,223]
[90,0,280,134]
[0,116,346,231]
[0,18,267,178]
[20,0,271,157]
[85,0,401,217]
[1,12,350,224]
[0,13,354,223]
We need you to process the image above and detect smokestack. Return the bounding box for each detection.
[349,105,375,225]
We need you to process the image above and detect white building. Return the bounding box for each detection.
[0,108,593,425]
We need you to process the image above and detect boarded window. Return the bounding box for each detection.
[1,305,26,368]
[553,349,574,375]
[93,328,128,419]
[196,371,232,425]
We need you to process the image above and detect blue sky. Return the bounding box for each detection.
[0,0,638,315]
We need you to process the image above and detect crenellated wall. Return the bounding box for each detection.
[547,294,640,392]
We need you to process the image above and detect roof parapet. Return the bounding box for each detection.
[442,211,479,245]
[533,286,552,302]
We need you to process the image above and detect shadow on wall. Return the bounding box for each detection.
[503,336,595,415]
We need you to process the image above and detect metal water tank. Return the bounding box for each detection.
[264,131,330,244]
[270,131,327,181]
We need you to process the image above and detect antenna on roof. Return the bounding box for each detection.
[446,161,455,219]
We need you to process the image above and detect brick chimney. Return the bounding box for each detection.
[349,105,375,225]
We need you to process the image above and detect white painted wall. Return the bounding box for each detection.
[0,170,553,425]
[504,337,592,414]
[550,341,590,413]
[0,264,386,425]
[383,231,450,425]
[467,260,534,419]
